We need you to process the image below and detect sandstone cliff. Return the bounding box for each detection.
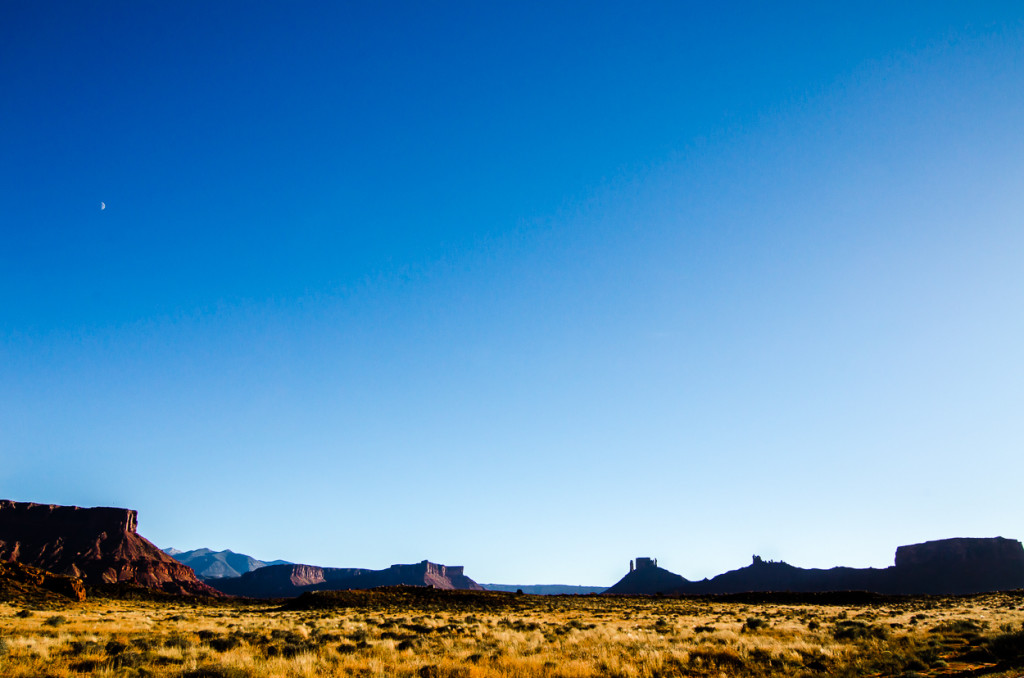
[0,500,218,596]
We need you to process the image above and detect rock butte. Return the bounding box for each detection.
[0,500,218,596]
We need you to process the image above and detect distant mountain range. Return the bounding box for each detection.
[163,547,290,580]
[607,538,1024,596]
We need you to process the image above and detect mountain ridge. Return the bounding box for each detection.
[162,547,291,580]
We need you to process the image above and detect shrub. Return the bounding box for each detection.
[833,620,889,641]
[180,666,251,678]
[15,609,32,618]
[988,629,1024,663]
[744,617,768,631]
[106,640,129,656]
[43,615,68,627]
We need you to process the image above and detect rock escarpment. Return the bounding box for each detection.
[0,560,87,603]
[0,500,218,596]
[212,560,484,598]
[606,537,1024,596]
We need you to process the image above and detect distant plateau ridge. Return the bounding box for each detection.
[3,500,1023,601]
[608,539,1024,596]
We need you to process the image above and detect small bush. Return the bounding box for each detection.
[833,620,889,641]
[988,629,1024,663]
[106,640,129,656]
[744,617,768,631]
[15,609,32,618]
[43,615,68,627]
[208,636,238,652]
[180,666,251,678]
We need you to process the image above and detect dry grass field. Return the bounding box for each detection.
[2,588,1023,677]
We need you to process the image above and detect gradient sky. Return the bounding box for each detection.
[3,2,1023,586]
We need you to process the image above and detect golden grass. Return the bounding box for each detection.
[0,591,1022,677]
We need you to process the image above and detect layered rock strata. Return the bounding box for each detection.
[0,500,218,596]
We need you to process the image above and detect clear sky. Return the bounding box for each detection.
[2,2,1023,586]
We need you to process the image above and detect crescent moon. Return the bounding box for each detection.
[100,202,106,210]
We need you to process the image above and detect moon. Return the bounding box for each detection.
[100,202,106,210]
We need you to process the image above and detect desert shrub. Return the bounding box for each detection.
[418,666,469,678]
[70,659,102,672]
[689,647,746,670]
[931,619,988,634]
[0,637,8,656]
[336,642,358,654]
[209,636,241,652]
[693,625,715,633]
[164,633,192,650]
[988,629,1024,663]
[106,640,129,656]
[833,620,889,641]
[43,615,68,627]
[807,620,820,630]
[15,609,32,618]
[903,657,928,671]
[180,666,251,678]
[131,636,156,650]
[744,617,768,631]
[65,640,102,656]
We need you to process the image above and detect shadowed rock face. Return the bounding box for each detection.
[605,538,1024,596]
[890,537,1024,595]
[0,500,218,596]
[603,564,689,595]
[0,560,86,602]
[211,560,484,598]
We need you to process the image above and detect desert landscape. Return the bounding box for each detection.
[3,586,1024,677]
[3,501,1024,677]
[6,4,1024,677]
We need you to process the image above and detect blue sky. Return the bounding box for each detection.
[3,2,1023,585]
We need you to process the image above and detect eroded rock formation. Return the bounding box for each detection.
[0,560,86,602]
[0,500,218,596]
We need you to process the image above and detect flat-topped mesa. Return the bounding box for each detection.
[0,501,138,538]
[892,537,1024,594]
[0,500,218,596]
[895,537,1024,569]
